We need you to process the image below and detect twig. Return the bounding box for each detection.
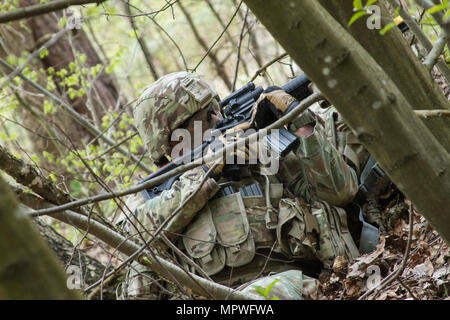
[387,0,450,85]
[124,1,160,80]
[358,203,415,300]
[192,0,243,74]
[250,52,289,82]
[0,57,153,174]
[414,0,450,52]
[205,0,250,77]
[0,0,106,24]
[414,109,450,118]
[102,0,178,19]
[232,7,249,91]
[423,30,448,71]
[398,278,419,300]
[0,27,71,90]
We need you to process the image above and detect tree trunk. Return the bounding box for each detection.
[0,176,82,299]
[318,0,450,152]
[34,217,119,299]
[243,0,450,244]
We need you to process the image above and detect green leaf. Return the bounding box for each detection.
[39,48,49,59]
[443,9,450,22]
[264,279,280,297]
[353,0,363,10]
[348,11,367,26]
[253,285,267,298]
[379,22,396,35]
[366,0,378,6]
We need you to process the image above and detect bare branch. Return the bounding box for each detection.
[250,52,289,82]
[0,0,107,24]
[0,57,153,174]
[387,0,450,84]
[232,7,249,91]
[414,0,450,51]
[414,109,450,117]
[0,27,71,90]
[423,30,448,70]
[18,187,259,300]
[123,1,160,81]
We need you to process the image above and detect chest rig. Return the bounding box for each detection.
[177,164,359,283]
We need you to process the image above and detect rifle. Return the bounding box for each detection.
[139,73,313,200]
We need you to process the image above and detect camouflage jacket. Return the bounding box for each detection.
[123,106,358,254]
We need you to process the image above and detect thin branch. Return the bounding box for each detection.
[250,52,289,82]
[423,30,448,70]
[0,0,106,24]
[205,0,250,77]
[387,0,450,84]
[414,109,450,117]
[191,0,243,81]
[21,195,256,299]
[83,162,220,297]
[90,132,138,161]
[0,27,71,90]
[232,7,249,91]
[414,0,450,54]
[0,57,153,174]
[358,203,415,300]
[102,0,178,19]
[123,1,160,80]
[126,2,188,70]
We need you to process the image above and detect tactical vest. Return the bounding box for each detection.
[177,166,360,283]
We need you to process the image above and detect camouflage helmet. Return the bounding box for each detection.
[134,71,222,164]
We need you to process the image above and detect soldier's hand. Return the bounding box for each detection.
[250,87,298,129]
[204,134,249,175]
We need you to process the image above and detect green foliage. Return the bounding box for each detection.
[39,48,49,59]
[348,0,379,27]
[253,280,280,300]
[380,22,396,35]
[348,11,368,27]
[426,0,448,15]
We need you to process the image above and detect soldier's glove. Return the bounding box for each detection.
[250,86,299,129]
[204,133,249,175]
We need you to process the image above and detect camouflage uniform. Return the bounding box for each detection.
[121,72,360,300]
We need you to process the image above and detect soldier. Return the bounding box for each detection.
[120,71,361,300]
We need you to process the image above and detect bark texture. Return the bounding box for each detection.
[318,0,450,152]
[0,176,82,299]
[243,0,450,243]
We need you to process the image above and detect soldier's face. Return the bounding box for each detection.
[168,108,222,153]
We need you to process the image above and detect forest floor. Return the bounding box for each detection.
[319,189,450,300]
